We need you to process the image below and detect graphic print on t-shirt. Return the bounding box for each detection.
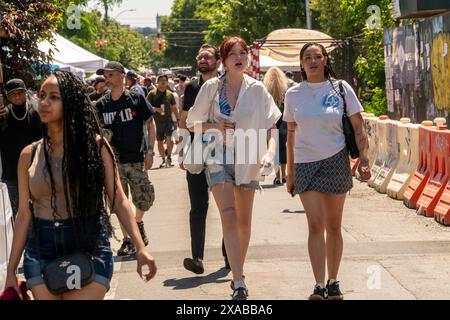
[102,108,136,125]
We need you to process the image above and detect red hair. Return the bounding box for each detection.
[220,37,249,68]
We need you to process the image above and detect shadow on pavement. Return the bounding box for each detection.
[281,209,306,214]
[163,267,231,290]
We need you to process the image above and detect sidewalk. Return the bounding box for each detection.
[106,159,450,300]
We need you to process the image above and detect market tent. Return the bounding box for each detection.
[38,33,108,73]
[51,61,86,79]
[259,28,337,72]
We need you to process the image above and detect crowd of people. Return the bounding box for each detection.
[0,38,370,300]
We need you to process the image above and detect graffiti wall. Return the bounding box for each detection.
[384,12,450,123]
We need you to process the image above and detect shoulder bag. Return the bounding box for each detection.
[183,81,222,174]
[338,81,360,159]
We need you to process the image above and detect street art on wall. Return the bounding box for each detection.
[384,12,450,123]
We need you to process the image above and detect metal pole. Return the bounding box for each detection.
[305,0,312,29]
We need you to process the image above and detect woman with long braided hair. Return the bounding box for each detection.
[284,43,370,300]
[5,70,156,300]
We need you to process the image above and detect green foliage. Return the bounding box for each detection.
[57,7,148,70]
[310,0,395,115]
[161,0,209,67]
[0,0,60,88]
[196,0,306,46]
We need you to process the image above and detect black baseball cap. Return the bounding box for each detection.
[5,78,27,95]
[285,71,294,78]
[96,61,125,75]
[126,70,139,79]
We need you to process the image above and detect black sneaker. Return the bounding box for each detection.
[117,239,136,256]
[183,258,204,274]
[309,284,327,300]
[166,156,174,167]
[137,221,149,246]
[326,280,343,300]
[231,287,248,300]
[159,158,166,168]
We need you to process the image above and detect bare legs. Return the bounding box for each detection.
[210,183,255,283]
[299,191,345,284]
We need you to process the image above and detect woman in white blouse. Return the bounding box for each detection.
[187,37,281,300]
[284,42,371,300]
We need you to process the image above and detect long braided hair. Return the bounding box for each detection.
[42,70,116,253]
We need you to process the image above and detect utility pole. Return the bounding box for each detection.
[156,13,161,33]
[305,0,312,29]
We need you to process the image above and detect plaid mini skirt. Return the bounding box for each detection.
[293,148,353,195]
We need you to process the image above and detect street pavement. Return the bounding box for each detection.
[105,157,450,300]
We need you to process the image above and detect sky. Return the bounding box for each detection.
[88,0,175,28]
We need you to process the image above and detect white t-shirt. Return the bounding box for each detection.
[283,80,363,163]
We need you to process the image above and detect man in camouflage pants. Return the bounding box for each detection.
[96,61,157,256]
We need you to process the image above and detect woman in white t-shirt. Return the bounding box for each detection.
[187,37,281,300]
[284,42,371,300]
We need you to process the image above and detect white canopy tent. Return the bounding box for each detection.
[38,33,108,74]
[51,61,86,79]
[258,28,337,72]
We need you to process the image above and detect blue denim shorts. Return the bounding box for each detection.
[205,148,260,190]
[23,217,114,291]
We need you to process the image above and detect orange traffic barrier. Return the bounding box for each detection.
[368,116,390,188]
[416,121,450,217]
[387,119,420,200]
[373,120,400,193]
[403,121,434,209]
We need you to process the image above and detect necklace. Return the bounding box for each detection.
[10,104,29,121]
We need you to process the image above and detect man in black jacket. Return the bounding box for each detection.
[0,79,42,217]
[179,44,229,274]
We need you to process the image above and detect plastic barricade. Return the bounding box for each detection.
[368,116,390,188]
[416,123,450,217]
[403,121,434,208]
[373,120,400,193]
[364,116,379,169]
[387,119,420,200]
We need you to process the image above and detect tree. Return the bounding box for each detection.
[161,0,209,67]
[196,0,307,45]
[0,0,60,89]
[96,0,123,24]
[57,7,149,71]
[310,0,395,115]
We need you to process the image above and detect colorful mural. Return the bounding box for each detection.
[384,12,450,123]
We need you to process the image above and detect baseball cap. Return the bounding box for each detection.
[285,71,294,78]
[96,61,125,75]
[5,78,27,95]
[126,70,139,79]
